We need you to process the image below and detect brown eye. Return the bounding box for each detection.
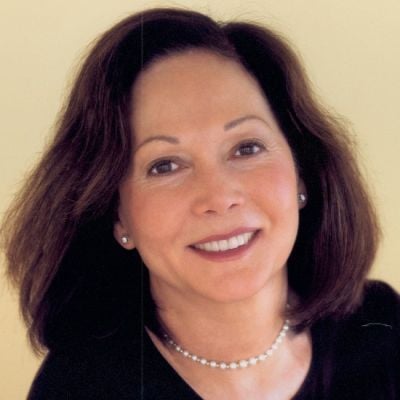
[234,141,265,157]
[148,159,179,176]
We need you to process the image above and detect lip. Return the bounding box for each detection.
[189,229,261,262]
[190,227,260,246]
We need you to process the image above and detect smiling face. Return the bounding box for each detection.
[115,50,304,305]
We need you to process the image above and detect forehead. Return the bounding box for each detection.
[130,50,276,135]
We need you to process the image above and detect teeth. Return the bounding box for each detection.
[194,232,255,252]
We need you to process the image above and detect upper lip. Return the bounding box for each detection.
[190,227,260,246]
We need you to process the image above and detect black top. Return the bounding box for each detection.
[28,281,400,399]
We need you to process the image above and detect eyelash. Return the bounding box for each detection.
[147,140,266,176]
[233,140,266,157]
[148,158,180,176]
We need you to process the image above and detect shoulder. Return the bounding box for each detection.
[28,324,142,400]
[354,280,400,329]
[314,280,400,340]
[310,280,400,399]
[343,280,400,363]
[363,279,400,308]
[333,280,400,355]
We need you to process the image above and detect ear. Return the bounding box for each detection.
[113,218,135,250]
[297,178,307,210]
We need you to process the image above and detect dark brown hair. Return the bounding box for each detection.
[1,8,380,354]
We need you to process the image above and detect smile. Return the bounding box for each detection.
[192,231,256,252]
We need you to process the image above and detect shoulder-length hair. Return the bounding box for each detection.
[1,8,380,354]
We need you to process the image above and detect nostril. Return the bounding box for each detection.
[191,178,245,216]
[202,199,242,215]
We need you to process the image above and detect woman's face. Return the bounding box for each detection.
[115,50,304,305]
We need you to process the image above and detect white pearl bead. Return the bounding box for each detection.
[163,319,290,370]
[249,357,258,365]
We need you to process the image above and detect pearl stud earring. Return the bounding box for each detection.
[298,193,307,203]
[121,236,129,244]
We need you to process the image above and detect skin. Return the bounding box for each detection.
[114,50,310,399]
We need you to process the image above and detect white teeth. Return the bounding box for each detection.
[237,235,245,246]
[228,236,239,249]
[220,240,229,251]
[210,241,219,252]
[193,232,255,252]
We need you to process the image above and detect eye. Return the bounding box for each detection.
[233,140,265,157]
[148,159,179,176]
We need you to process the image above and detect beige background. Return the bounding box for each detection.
[1,1,399,398]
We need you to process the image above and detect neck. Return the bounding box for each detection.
[150,273,288,362]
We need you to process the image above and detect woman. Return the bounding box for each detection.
[2,8,399,399]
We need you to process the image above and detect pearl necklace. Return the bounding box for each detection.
[163,319,290,370]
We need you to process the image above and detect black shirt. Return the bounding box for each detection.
[28,281,400,399]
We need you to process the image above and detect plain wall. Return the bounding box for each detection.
[1,1,399,398]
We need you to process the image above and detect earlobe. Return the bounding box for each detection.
[297,179,307,209]
[113,220,135,249]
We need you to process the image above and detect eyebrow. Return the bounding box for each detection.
[134,115,269,153]
[134,135,179,153]
[224,115,270,130]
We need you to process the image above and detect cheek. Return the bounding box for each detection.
[250,161,298,214]
[120,183,185,245]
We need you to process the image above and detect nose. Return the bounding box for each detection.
[191,168,245,216]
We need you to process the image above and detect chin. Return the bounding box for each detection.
[197,266,284,304]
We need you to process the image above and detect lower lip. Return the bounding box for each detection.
[189,230,260,262]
